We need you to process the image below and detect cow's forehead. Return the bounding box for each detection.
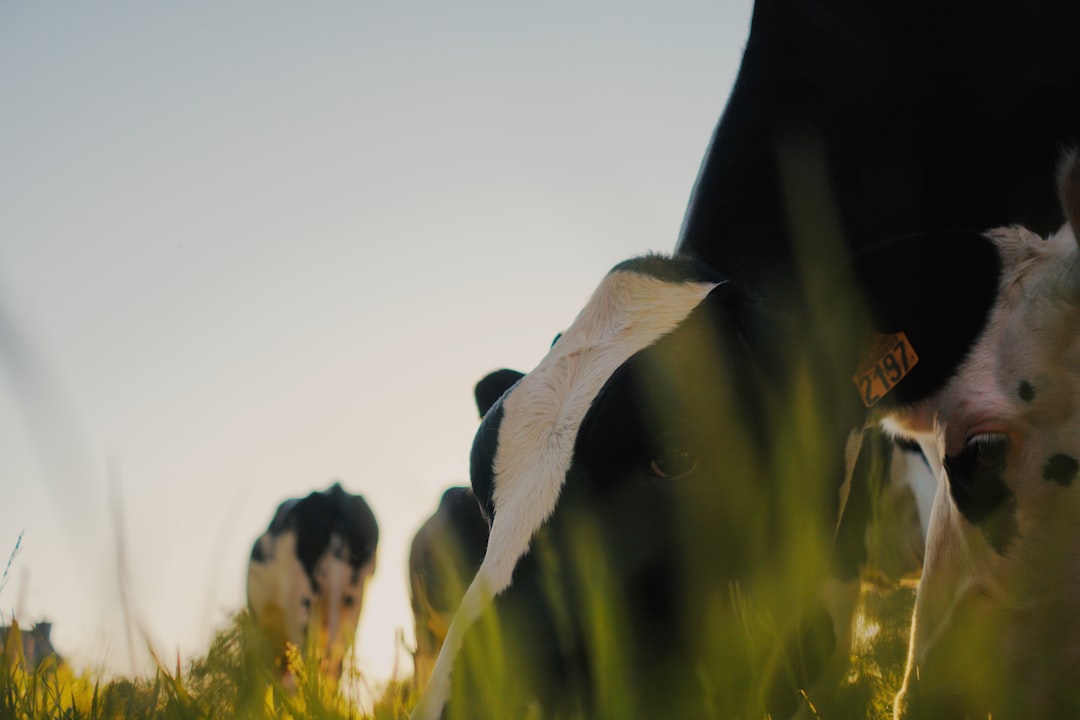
[991,223,1078,292]
[924,226,1078,438]
[481,268,719,592]
[971,224,1080,370]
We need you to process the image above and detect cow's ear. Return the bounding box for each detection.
[475,369,525,419]
[848,229,1002,408]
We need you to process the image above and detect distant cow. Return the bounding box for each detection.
[408,369,523,691]
[247,482,378,681]
[409,486,490,692]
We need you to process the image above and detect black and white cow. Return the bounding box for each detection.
[410,1,1080,717]
[408,369,523,692]
[418,246,983,719]
[886,156,1080,718]
[247,482,378,681]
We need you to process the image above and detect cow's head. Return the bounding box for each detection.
[247,482,378,682]
[414,246,975,719]
[410,201,1020,719]
[890,152,1080,718]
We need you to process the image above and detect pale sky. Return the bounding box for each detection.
[0,0,752,691]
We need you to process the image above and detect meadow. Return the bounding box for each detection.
[0,544,918,719]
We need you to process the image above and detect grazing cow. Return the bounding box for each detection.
[419,243,991,719]
[886,156,1080,718]
[247,482,378,681]
[408,369,523,692]
[409,486,490,693]
[410,0,1080,716]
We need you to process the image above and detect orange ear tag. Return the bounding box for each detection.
[852,332,919,408]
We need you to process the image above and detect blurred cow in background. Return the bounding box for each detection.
[409,486,489,693]
[408,369,523,692]
[247,481,378,682]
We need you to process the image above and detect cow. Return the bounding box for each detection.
[416,246,978,719]
[409,0,1080,716]
[409,486,490,694]
[885,155,1080,718]
[414,167,1080,719]
[246,481,378,682]
[408,369,524,692]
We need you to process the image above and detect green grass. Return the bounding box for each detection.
[0,611,417,720]
[0,579,916,720]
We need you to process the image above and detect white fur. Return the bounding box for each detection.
[246,530,374,679]
[410,268,718,720]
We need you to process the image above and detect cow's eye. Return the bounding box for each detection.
[301,597,312,612]
[649,436,699,480]
[966,433,1010,468]
[343,595,356,609]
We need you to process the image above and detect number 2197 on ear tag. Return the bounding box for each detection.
[852,332,919,408]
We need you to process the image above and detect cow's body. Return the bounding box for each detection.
[678,0,1080,303]
[410,1,1080,717]
[247,482,378,681]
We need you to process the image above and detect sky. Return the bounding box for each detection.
[0,0,753,693]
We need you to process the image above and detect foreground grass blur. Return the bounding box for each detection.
[0,611,416,720]
[0,578,915,719]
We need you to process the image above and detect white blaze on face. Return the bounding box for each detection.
[410,266,719,720]
[246,531,315,654]
[311,534,375,677]
[247,529,375,680]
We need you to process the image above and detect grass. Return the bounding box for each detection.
[0,579,916,720]
[0,610,420,720]
[0,233,924,718]
[0,349,924,719]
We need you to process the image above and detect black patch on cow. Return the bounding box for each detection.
[1043,453,1079,487]
[893,436,921,454]
[250,537,268,563]
[1018,380,1036,403]
[612,253,723,286]
[471,397,504,524]
[262,483,379,590]
[944,438,1017,554]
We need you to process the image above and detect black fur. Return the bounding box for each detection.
[944,440,1017,554]
[257,482,378,591]
[1043,454,1079,488]
[470,400,503,524]
[1019,381,1036,403]
[678,0,1080,297]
